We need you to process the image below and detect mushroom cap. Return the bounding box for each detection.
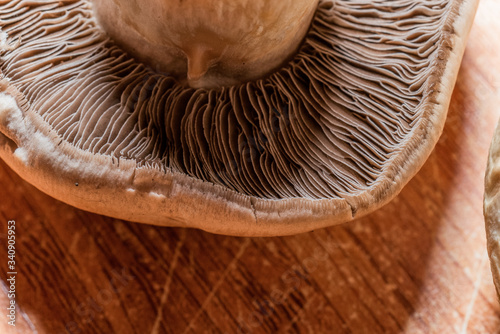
[0,0,478,236]
[485,119,500,298]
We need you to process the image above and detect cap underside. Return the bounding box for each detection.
[0,0,478,235]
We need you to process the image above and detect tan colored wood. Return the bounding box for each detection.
[1,0,500,332]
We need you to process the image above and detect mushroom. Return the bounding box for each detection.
[0,0,478,236]
[485,120,500,298]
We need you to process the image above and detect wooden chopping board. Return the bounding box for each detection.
[1,0,500,333]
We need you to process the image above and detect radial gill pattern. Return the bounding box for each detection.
[0,0,454,199]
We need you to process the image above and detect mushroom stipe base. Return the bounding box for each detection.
[0,0,479,236]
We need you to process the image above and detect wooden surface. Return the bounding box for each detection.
[1,1,500,333]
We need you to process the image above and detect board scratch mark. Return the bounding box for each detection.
[149,230,186,334]
[460,254,486,334]
[181,238,251,334]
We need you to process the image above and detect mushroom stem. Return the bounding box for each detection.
[186,46,216,85]
[91,0,318,88]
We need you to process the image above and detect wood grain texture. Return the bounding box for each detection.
[1,0,500,333]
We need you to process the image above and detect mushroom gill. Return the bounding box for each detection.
[0,0,478,236]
